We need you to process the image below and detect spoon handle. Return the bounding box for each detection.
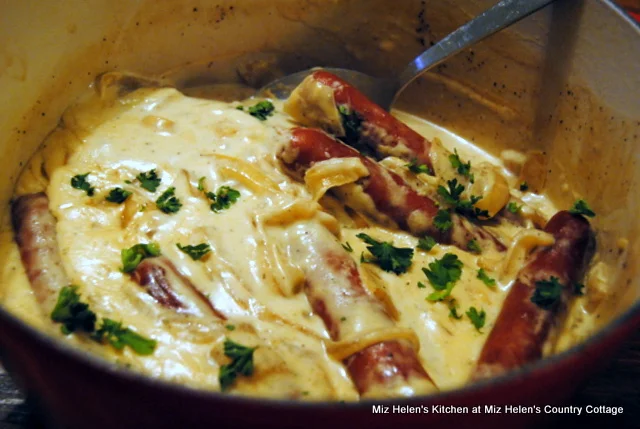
[395,0,555,96]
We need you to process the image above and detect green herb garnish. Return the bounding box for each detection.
[437,178,488,219]
[519,181,529,191]
[466,307,486,331]
[569,199,595,217]
[120,242,161,273]
[51,287,155,355]
[341,242,354,253]
[156,187,182,214]
[449,149,474,183]
[477,268,496,288]
[417,236,437,252]
[71,173,95,196]
[177,243,211,261]
[531,276,564,309]
[357,233,414,275]
[338,105,363,144]
[448,299,463,320]
[105,187,132,204]
[247,100,275,121]
[92,318,156,355]
[467,239,481,254]
[423,253,463,301]
[50,285,97,335]
[434,210,453,232]
[506,202,522,214]
[406,159,432,175]
[197,176,206,192]
[137,169,161,192]
[206,186,241,213]
[438,178,465,205]
[219,339,257,390]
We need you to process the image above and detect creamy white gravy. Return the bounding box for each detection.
[0,77,596,399]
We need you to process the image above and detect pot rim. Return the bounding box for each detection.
[0,0,639,411]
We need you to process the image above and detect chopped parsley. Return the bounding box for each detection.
[506,202,522,214]
[406,159,432,175]
[177,243,211,261]
[438,178,465,205]
[574,282,585,296]
[51,287,155,355]
[569,199,595,217]
[434,209,453,232]
[50,285,97,335]
[92,318,156,355]
[206,186,241,213]
[422,253,463,301]
[71,173,95,196]
[225,324,236,331]
[417,281,427,289]
[121,242,161,273]
[449,149,474,183]
[456,196,489,219]
[477,268,496,288]
[247,100,275,121]
[137,169,161,192]
[219,338,257,390]
[156,187,182,214]
[519,181,529,191]
[341,241,354,253]
[531,276,564,309]
[437,179,488,219]
[356,233,414,275]
[338,105,363,144]
[417,236,437,251]
[448,299,463,320]
[466,307,486,331]
[467,239,481,254]
[105,187,132,204]
[197,176,206,192]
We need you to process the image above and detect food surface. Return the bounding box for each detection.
[0,71,598,400]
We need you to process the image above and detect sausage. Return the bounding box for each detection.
[131,257,226,320]
[11,193,69,314]
[306,70,434,170]
[291,224,436,396]
[474,211,595,379]
[345,341,430,396]
[280,127,505,253]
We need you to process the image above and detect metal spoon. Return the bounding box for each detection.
[259,0,555,111]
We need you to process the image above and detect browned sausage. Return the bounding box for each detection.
[291,225,436,396]
[301,70,434,169]
[131,257,226,320]
[11,193,69,314]
[345,341,429,396]
[280,127,505,253]
[474,211,595,379]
